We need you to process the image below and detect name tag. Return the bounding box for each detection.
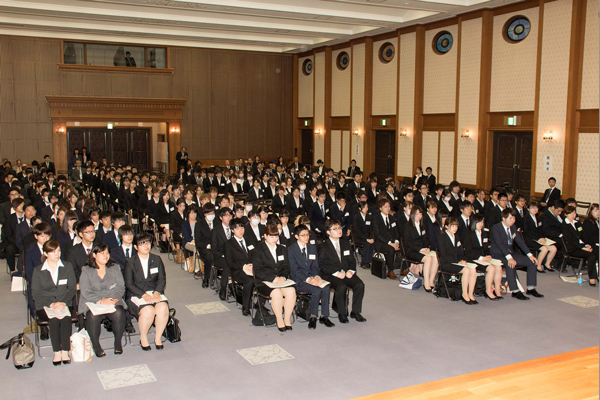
[343,250,350,256]
[483,238,488,243]
[365,221,371,225]
[58,279,68,285]
[483,228,489,231]
[391,222,396,228]
[345,213,349,217]
[475,210,479,213]
[150,267,158,274]
[457,242,461,247]
[578,226,583,231]
[325,209,329,213]
[310,240,315,244]
[221,183,225,186]
[247,245,254,251]
[511,233,516,239]
[538,222,542,226]
[277,255,284,261]
[170,207,174,211]
[109,283,117,289]
[308,254,316,260]
[421,230,426,235]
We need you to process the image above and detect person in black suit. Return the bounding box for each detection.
[195,203,216,285]
[457,201,474,241]
[247,179,263,204]
[176,147,189,170]
[352,201,375,269]
[271,185,287,215]
[2,197,26,273]
[14,204,37,272]
[462,214,503,300]
[66,220,96,283]
[403,206,439,291]
[414,183,430,212]
[424,167,436,194]
[288,224,334,329]
[42,155,55,175]
[347,160,361,178]
[56,210,79,261]
[473,189,486,215]
[540,177,561,209]
[412,167,425,187]
[252,224,296,331]
[24,222,52,333]
[111,225,136,272]
[522,201,558,272]
[124,233,169,350]
[225,219,255,316]
[308,189,329,236]
[212,207,233,300]
[102,212,126,251]
[540,199,565,250]
[487,193,509,229]
[318,218,366,323]
[483,188,500,222]
[286,186,305,221]
[437,217,479,304]
[582,204,599,255]
[225,175,243,194]
[347,171,366,198]
[563,205,598,286]
[170,199,186,252]
[31,240,77,365]
[490,208,542,300]
[372,198,400,279]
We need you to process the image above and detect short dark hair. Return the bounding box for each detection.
[498,193,508,201]
[76,220,95,235]
[111,212,126,224]
[548,177,556,182]
[118,225,134,241]
[459,200,473,211]
[501,208,517,220]
[324,218,341,232]
[33,222,52,236]
[294,224,309,236]
[564,205,577,215]
[218,207,232,218]
[87,243,115,269]
[470,214,484,231]
[553,199,565,209]
[134,233,153,246]
[230,218,245,230]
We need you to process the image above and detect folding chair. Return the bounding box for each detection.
[399,237,423,277]
[558,236,587,280]
[34,309,79,358]
[210,265,235,303]
[434,252,461,300]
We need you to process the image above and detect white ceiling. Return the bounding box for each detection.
[0,0,523,53]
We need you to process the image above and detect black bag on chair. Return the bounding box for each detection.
[371,252,387,279]
[474,275,486,297]
[295,294,311,321]
[435,275,463,301]
[162,308,181,343]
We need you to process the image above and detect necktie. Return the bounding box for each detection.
[116,234,121,246]
[86,248,90,255]
[334,241,341,261]
[226,227,231,239]
[466,218,469,227]
[125,248,130,258]
[519,209,523,217]
[239,240,247,254]
[301,246,307,263]
[321,204,325,217]
[506,227,512,246]
[386,217,390,229]
[19,217,23,224]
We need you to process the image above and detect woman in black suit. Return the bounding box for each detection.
[428,209,448,251]
[252,224,296,332]
[278,210,292,247]
[366,178,379,208]
[272,185,287,215]
[31,240,76,365]
[182,204,198,272]
[582,204,599,253]
[562,206,598,286]
[80,146,91,166]
[124,233,169,350]
[286,186,305,221]
[462,214,503,300]
[152,189,173,246]
[194,203,216,285]
[437,217,478,304]
[522,201,557,272]
[403,206,439,291]
[55,210,79,260]
[352,201,374,269]
[170,198,186,252]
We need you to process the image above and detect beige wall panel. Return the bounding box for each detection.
[331,130,342,171]
[422,131,439,176]
[342,130,351,169]
[298,56,314,118]
[439,131,455,184]
[351,43,365,169]
[397,32,416,177]
[490,7,539,112]
[424,25,459,114]
[456,18,482,185]
[314,52,326,164]
[535,0,572,192]
[576,133,600,203]
[331,48,351,117]
[372,38,398,115]
[580,0,599,110]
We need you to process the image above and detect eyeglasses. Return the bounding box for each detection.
[297,233,310,237]
[137,241,152,246]
[329,227,342,231]
[82,230,95,235]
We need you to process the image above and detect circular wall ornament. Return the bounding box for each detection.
[504,16,531,43]
[433,31,453,55]
[336,51,350,70]
[379,42,395,64]
[302,59,313,76]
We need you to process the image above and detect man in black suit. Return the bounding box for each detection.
[225,218,255,316]
[483,188,500,222]
[102,212,126,251]
[111,225,136,272]
[0,187,21,226]
[473,189,487,215]
[457,200,473,241]
[42,155,55,175]
[289,156,301,172]
[2,198,25,273]
[247,179,263,204]
[347,159,361,178]
[308,189,329,236]
[424,167,436,194]
[347,171,366,198]
[318,218,366,323]
[487,193,509,228]
[540,177,561,209]
[25,222,52,339]
[414,183,430,211]
[66,220,96,283]
[225,175,243,194]
[490,208,542,300]
[540,199,565,249]
[212,207,233,300]
[176,147,188,170]
[372,198,400,279]
[288,224,334,329]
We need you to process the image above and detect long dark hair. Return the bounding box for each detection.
[87,243,115,269]
[63,210,79,234]
[588,204,599,222]
[40,240,61,264]
[470,213,485,232]
[409,205,423,227]
[434,209,449,228]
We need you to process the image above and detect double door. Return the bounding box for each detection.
[374,130,396,182]
[67,128,150,170]
[492,131,533,193]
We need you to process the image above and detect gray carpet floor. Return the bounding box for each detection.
[0,251,597,400]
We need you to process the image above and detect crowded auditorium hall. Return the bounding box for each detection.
[0,0,598,398]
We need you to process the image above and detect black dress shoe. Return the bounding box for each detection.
[462,298,473,305]
[537,268,546,274]
[140,342,152,351]
[155,343,164,350]
[544,266,556,272]
[350,312,366,322]
[285,325,292,331]
[308,317,317,329]
[95,350,106,358]
[319,316,335,327]
[484,292,500,301]
[339,315,349,324]
[590,281,597,287]
[512,292,530,300]
[424,287,432,293]
[242,308,251,316]
[277,326,286,332]
[62,359,71,365]
[52,360,62,366]
[470,299,479,305]
[360,264,370,270]
[114,349,123,355]
[202,281,209,288]
[219,291,227,301]
[125,321,136,334]
[40,326,49,341]
[526,289,544,298]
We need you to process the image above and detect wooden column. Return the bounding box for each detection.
[52,121,67,171]
[412,26,425,172]
[476,10,494,189]
[324,47,333,168]
[363,37,374,177]
[531,0,546,196]
[168,122,181,174]
[292,54,300,159]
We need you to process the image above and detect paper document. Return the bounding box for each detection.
[11,276,24,292]
[453,262,478,269]
[86,302,116,316]
[131,292,168,306]
[263,279,296,288]
[44,306,71,319]
[537,238,556,246]
[318,280,330,288]
[474,259,503,267]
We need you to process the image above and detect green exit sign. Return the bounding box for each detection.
[382,119,387,126]
[507,117,515,126]
[107,123,113,129]
[304,120,308,126]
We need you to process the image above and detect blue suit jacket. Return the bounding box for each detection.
[102,229,120,250]
[287,241,320,283]
[182,221,194,247]
[490,222,530,260]
[25,244,42,282]
[111,245,137,272]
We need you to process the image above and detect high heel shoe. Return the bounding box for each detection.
[140,342,152,351]
[62,359,71,365]
[590,280,597,287]
[95,350,106,358]
[285,325,292,331]
[462,297,473,305]
[155,343,164,350]
[114,349,123,355]
[484,292,500,301]
[52,360,62,366]
[277,325,286,332]
[424,286,432,293]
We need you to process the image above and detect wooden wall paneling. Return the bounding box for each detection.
[363,38,374,176]
[413,26,425,172]
[477,11,494,189]
[563,0,587,198]
[293,54,300,159]
[422,114,456,130]
[578,109,599,132]
[488,112,535,130]
[53,121,67,171]
[324,47,333,168]
[167,122,180,173]
[282,56,294,159]
[454,16,463,181]
[531,0,546,197]
[210,51,231,159]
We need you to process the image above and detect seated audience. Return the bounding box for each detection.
[372,198,399,279]
[522,201,558,272]
[562,205,598,286]
[352,201,375,269]
[403,206,439,292]
[225,218,256,316]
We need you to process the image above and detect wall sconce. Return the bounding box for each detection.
[171,127,180,134]
[543,129,553,142]
[460,129,470,139]
[353,129,360,137]
[315,129,322,136]
[55,126,65,135]
[399,129,408,138]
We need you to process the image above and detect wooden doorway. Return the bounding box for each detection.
[374,130,396,181]
[492,131,533,193]
[68,128,151,170]
[301,129,314,166]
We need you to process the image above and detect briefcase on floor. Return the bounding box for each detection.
[371,252,387,279]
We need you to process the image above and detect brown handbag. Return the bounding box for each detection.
[174,248,185,264]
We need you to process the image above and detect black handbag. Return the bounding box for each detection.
[295,294,311,321]
[370,252,387,279]
[162,308,181,343]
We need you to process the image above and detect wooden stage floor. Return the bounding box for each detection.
[355,346,599,400]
